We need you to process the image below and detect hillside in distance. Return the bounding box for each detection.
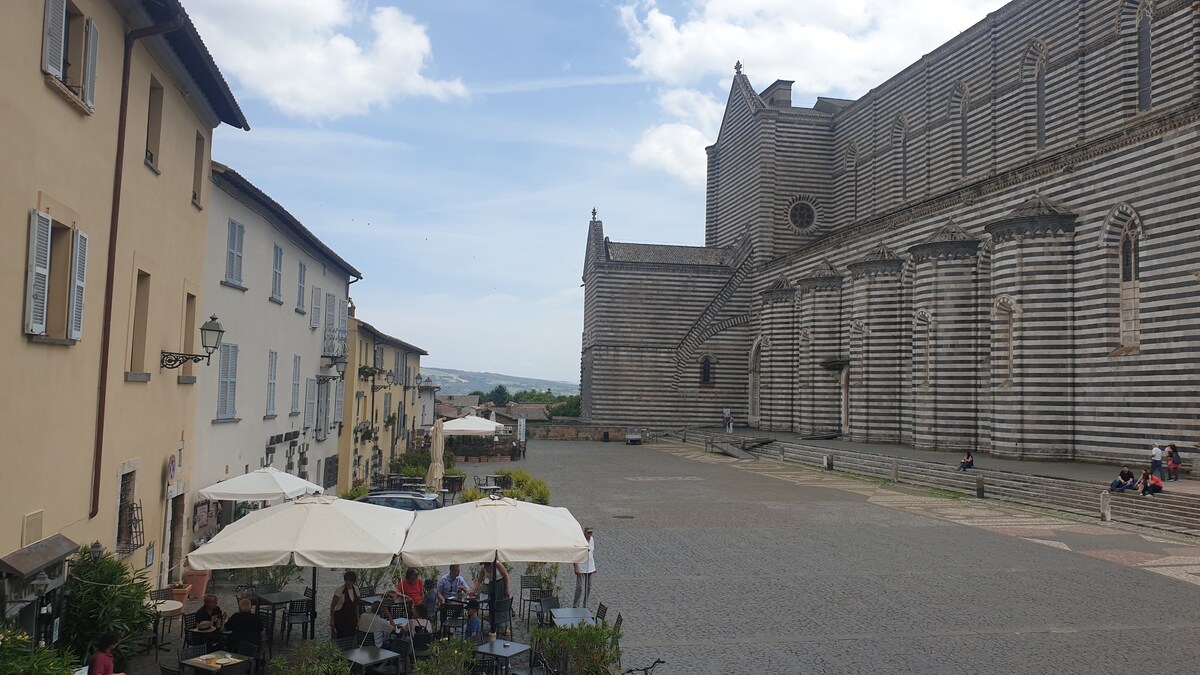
[420,367,579,397]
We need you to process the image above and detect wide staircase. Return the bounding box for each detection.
[663,429,1200,538]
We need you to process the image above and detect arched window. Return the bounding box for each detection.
[950,84,968,177]
[893,117,908,202]
[1035,64,1046,148]
[1119,224,1141,347]
[1136,11,1152,111]
[1023,41,1049,151]
[994,297,1016,386]
[699,356,714,385]
[845,144,859,220]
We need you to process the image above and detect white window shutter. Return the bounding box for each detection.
[234,222,244,282]
[324,292,335,328]
[68,229,88,340]
[225,220,237,281]
[310,286,321,328]
[227,344,239,416]
[42,0,67,79]
[333,380,344,423]
[304,377,318,428]
[266,350,277,416]
[82,18,98,108]
[291,355,301,413]
[217,344,230,417]
[297,262,306,309]
[338,299,347,330]
[25,210,52,335]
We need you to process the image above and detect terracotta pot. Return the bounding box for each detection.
[185,570,211,599]
[171,584,192,603]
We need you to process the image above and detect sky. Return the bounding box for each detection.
[188,0,997,383]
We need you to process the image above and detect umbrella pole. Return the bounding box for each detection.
[489,552,498,635]
[311,566,317,637]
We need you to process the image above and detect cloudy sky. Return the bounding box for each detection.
[190,0,996,383]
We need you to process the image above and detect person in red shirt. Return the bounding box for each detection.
[396,567,424,609]
[88,631,124,675]
[1139,469,1164,496]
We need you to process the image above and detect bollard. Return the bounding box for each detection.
[891,461,899,484]
[823,454,833,471]
[1100,491,1111,522]
[976,475,986,499]
[779,446,785,461]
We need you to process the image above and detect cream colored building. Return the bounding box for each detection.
[192,164,360,539]
[1,0,247,628]
[336,314,426,493]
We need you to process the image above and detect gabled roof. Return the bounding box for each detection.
[355,319,428,355]
[1007,193,1073,218]
[921,222,976,243]
[605,242,733,266]
[133,0,249,130]
[211,163,362,279]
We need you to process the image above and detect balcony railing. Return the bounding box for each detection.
[322,327,348,358]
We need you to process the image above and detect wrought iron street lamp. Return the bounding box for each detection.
[317,354,348,384]
[371,369,394,392]
[161,315,225,369]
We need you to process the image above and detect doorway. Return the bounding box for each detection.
[748,341,761,427]
[839,366,850,436]
[167,494,185,583]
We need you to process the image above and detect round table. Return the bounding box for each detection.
[155,599,183,615]
[149,600,183,655]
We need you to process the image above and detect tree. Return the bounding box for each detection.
[550,395,581,417]
[487,385,511,406]
[513,388,558,403]
[468,390,485,399]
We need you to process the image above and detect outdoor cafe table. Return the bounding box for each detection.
[147,599,182,654]
[479,485,502,495]
[343,645,403,674]
[256,589,308,637]
[550,607,595,628]
[180,650,253,672]
[475,639,531,675]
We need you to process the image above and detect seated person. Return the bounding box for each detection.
[1109,466,1137,492]
[958,451,975,471]
[193,595,227,648]
[396,567,424,608]
[423,578,442,620]
[437,564,470,600]
[223,598,262,652]
[464,600,482,643]
[195,594,226,629]
[88,630,125,675]
[1140,469,1164,496]
[357,600,396,647]
[405,604,434,636]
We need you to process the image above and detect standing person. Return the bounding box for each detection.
[473,561,512,638]
[573,527,596,609]
[1165,444,1182,481]
[87,631,125,675]
[330,570,360,638]
[723,409,733,433]
[1150,442,1166,481]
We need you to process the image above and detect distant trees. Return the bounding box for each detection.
[513,388,558,403]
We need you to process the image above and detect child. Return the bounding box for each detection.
[423,577,441,622]
[465,600,482,643]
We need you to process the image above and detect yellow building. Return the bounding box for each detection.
[336,311,427,493]
[1,0,247,632]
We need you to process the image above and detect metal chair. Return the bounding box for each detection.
[440,602,466,638]
[524,588,550,629]
[536,596,559,628]
[283,599,312,643]
[178,643,206,663]
[332,636,356,651]
[181,612,203,646]
[355,629,376,647]
[471,657,496,675]
[303,587,317,637]
[612,613,623,668]
[487,596,514,637]
[516,575,539,618]
[254,603,276,659]
[595,602,608,623]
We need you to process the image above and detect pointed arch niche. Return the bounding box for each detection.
[1099,202,1145,353]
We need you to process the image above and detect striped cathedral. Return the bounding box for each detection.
[580,0,1199,463]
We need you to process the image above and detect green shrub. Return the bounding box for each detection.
[445,467,466,477]
[269,639,350,675]
[523,562,562,596]
[531,623,621,674]
[524,478,552,505]
[348,566,391,592]
[0,627,77,675]
[412,637,476,675]
[62,547,155,667]
[458,487,487,502]
[340,485,369,500]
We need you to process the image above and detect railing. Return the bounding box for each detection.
[322,327,347,357]
[115,501,144,555]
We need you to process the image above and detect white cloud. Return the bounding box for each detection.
[189,0,466,120]
[619,0,997,184]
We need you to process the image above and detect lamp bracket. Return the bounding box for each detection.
[160,351,212,370]
[316,374,342,384]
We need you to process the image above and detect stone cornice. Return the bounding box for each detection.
[847,258,906,277]
[984,213,1077,243]
[909,238,981,262]
[795,276,842,292]
[762,98,1200,275]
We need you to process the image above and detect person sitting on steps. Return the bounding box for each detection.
[1109,466,1137,493]
[1138,469,1164,497]
[958,451,975,471]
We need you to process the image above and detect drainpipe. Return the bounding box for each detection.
[92,16,185,518]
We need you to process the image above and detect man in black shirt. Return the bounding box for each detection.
[1109,466,1137,493]
[224,598,263,653]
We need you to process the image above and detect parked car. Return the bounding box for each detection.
[625,427,643,445]
[357,490,441,511]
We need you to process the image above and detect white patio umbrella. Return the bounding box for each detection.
[400,496,589,633]
[424,419,446,489]
[198,466,323,502]
[443,415,504,436]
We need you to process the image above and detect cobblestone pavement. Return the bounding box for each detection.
[129,439,1200,674]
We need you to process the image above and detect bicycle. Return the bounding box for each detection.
[622,659,666,674]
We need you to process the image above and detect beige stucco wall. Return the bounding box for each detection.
[2,0,229,587]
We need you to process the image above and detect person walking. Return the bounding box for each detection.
[1150,442,1166,481]
[573,527,596,609]
[1165,444,1182,481]
[87,631,125,675]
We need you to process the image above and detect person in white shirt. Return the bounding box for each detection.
[356,600,395,647]
[1150,442,1166,481]
[573,527,596,609]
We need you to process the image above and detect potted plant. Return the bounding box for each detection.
[170,581,192,603]
[184,567,211,599]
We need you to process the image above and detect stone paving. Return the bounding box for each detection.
[129,439,1200,674]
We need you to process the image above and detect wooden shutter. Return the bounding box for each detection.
[374,344,384,369]
[271,245,283,299]
[68,229,88,340]
[42,0,67,79]
[338,299,347,329]
[291,355,301,413]
[266,350,278,416]
[226,219,244,282]
[296,262,306,309]
[25,210,53,335]
[82,18,98,108]
[310,286,321,328]
[304,377,318,428]
[217,344,231,417]
[333,380,344,423]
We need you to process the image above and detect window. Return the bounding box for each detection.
[310,286,321,328]
[303,377,318,429]
[225,219,245,285]
[699,356,714,385]
[374,344,385,369]
[192,133,205,206]
[1137,13,1152,111]
[115,468,143,555]
[265,349,278,416]
[182,292,196,378]
[25,210,88,341]
[217,343,239,419]
[42,0,99,110]
[995,298,1015,385]
[315,382,329,441]
[144,77,163,168]
[334,380,344,424]
[291,354,301,415]
[129,270,150,373]
[296,261,306,311]
[1119,226,1141,347]
[1035,65,1046,149]
[893,117,908,202]
[324,292,335,329]
[271,244,283,301]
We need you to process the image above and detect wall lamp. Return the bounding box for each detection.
[371,370,394,392]
[161,315,225,369]
[317,354,349,384]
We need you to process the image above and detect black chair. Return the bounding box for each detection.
[440,602,466,638]
[178,643,206,664]
[159,664,181,675]
[219,660,252,675]
[471,656,496,674]
[487,596,513,637]
[303,586,317,636]
[254,603,276,659]
[536,596,559,628]
[612,613,623,666]
[332,636,356,651]
[283,599,312,643]
[181,612,204,647]
[595,602,608,623]
[516,575,539,618]
[524,588,549,629]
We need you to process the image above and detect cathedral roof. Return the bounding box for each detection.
[859,243,903,262]
[920,222,977,243]
[805,260,840,278]
[1007,193,1073,218]
[605,242,732,266]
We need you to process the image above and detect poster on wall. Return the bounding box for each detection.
[193,501,213,532]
